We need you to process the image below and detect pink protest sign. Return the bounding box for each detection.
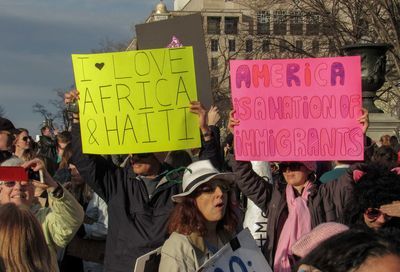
[230,56,363,161]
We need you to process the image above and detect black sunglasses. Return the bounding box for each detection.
[0,180,33,187]
[195,181,231,194]
[365,208,391,220]
[22,136,30,142]
[279,162,304,172]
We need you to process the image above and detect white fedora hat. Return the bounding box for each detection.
[171,160,235,203]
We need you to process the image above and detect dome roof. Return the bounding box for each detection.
[155,1,168,14]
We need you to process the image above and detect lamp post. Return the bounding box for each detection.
[341,43,392,113]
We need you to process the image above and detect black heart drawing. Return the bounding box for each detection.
[95,63,105,70]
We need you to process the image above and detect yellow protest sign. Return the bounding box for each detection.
[71,47,200,154]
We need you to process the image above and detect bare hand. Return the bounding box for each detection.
[380,201,400,217]
[64,89,80,105]
[207,105,220,126]
[358,108,369,134]
[21,158,58,190]
[189,101,208,133]
[227,110,240,134]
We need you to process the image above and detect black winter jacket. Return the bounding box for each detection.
[71,123,220,272]
[233,160,354,266]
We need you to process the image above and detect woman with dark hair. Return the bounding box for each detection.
[228,110,369,271]
[0,203,57,272]
[345,165,400,230]
[56,131,72,164]
[159,160,238,271]
[296,228,400,272]
[371,145,398,170]
[12,128,35,161]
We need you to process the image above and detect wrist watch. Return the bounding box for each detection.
[202,130,212,137]
[50,184,64,199]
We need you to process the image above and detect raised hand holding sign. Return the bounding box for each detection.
[71,47,200,154]
[230,56,364,161]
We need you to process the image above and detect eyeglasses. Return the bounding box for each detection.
[196,181,231,194]
[0,181,33,188]
[365,208,391,220]
[21,136,30,142]
[279,162,304,172]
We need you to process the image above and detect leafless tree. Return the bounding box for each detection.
[32,86,74,131]
[92,37,131,53]
[290,0,400,114]
[210,0,400,116]
[0,105,6,118]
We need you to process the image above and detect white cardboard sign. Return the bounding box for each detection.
[133,246,162,272]
[198,228,272,272]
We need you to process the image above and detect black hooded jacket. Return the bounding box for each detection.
[70,123,220,272]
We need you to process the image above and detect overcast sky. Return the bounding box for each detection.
[0,0,173,136]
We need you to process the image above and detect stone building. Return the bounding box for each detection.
[128,0,400,143]
[128,0,333,113]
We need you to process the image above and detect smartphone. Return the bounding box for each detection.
[28,169,41,181]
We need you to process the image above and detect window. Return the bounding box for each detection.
[273,10,287,35]
[279,40,289,53]
[225,17,239,34]
[246,39,253,53]
[305,13,320,35]
[257,11,270,35]
[312,39,319,54]
[228,39,236,52]
[211,39,219,52]
[295,40,303,50]
[262,40,270,52]
[211,77,218,89]
[211,57,218,70]
[290,11,303,35]
[207,17,221,34]
[328,40,336,53]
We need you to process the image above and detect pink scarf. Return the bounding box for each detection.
[274,182,313,272]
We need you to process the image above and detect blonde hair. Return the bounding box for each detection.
[0,203,56,272]
[380,134,391,146]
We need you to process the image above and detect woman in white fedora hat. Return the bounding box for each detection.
[159,160,239,272]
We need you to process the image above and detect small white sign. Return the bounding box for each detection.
[134,246,162,272]
[198,228,272,272]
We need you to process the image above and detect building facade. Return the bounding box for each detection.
[129,0,333,114]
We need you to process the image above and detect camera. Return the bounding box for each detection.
[66,101,79,114]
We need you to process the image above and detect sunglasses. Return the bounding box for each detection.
[21,136,30,142]
[365,208,391,220]
[196,181,231,194]
[130,153,153,163]
[0,180,33,188]
[279,162,304,172]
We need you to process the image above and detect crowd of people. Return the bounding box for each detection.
[0,89,400,272]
